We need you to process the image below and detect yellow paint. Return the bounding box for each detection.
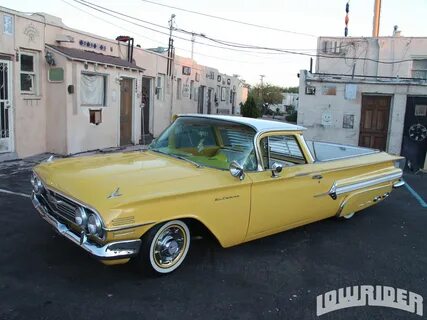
[34,130,403,265]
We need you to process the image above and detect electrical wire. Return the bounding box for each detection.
[139,0,318,37]
[69,0,321,55]
[69,0,414,65]
[183,30,415,64]
[61,0,293,64]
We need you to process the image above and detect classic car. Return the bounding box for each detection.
[31,115,405,274]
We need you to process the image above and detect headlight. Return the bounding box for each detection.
[74,207,88,226]
[87,214,102,236]
[31,173,44,194]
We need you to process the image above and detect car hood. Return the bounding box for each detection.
[34,151,209,216]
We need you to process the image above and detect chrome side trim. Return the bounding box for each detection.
[104,222,156,232]
[32,193,140,260]
[328,170,402,199]
[393,180,405,188]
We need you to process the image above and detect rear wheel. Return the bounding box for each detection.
[137,220,190,275]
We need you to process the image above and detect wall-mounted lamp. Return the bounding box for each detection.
[45,51,56,66]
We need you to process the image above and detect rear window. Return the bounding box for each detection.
[219,127,254,150]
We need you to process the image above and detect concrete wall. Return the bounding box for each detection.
[316,36,427,78]
[0,9,47,158]
[297,70,427,155]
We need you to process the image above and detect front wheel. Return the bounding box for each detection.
[341,212,355,220]
[137,220,191,275]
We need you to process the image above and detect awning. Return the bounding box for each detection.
[46,44,144,71]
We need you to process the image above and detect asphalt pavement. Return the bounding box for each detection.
[0,156,426,320]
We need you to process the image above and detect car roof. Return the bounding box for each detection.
[178,114,306,132]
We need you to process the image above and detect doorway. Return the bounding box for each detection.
[197,86,205,114]
[207,88,213,114]
[120,78,133,146]
[401,96,427,170]
[0,60,12,153]
[141,77,152,136]
[359,95,391,151]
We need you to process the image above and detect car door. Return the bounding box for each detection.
[245,132,339,241]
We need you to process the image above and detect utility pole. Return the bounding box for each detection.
[167,14,176,77]
[372,0,381,37]
[167,14,176,122]
[191,33,195,60]
[259,74,265,98]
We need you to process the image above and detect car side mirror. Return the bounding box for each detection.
[229,161,245,181]
[271,162,283,178]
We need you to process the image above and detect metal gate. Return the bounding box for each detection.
[0,60,12,153]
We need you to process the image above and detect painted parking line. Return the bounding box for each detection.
[0,188,30,198]
[403,182,427,208]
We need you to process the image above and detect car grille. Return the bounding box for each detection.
[44,189,78,223]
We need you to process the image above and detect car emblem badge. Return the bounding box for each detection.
[107,187,122,199]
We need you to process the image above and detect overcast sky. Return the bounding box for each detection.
[3,0,427,86]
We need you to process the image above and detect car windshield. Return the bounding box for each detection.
[149,117,258,171]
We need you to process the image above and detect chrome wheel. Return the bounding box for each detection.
[149,220,190,273]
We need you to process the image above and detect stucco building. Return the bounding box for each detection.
[0,6,248,160]
[298,35,427,170]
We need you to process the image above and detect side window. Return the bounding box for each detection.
[20,52,39,95]
[260,135,306,169]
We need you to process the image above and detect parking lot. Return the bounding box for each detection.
[0,155,426,320]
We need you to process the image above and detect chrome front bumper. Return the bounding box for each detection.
[393,179,405,188]
[31,193,140,260]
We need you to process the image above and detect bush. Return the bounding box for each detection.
[285,111,297,123]
[241,95,261,118]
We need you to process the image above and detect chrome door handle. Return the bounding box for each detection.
[312,174,323,180]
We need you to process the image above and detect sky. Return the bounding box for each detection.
[3,0,427,87]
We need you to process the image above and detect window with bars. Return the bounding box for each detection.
[412,59,427,79]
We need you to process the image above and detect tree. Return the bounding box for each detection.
[283,86,299,93]
[240,95,260,118]
[250,84,284,106]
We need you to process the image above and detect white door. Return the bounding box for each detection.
[0,60,12,153]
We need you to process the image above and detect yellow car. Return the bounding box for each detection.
[31,115,405,275]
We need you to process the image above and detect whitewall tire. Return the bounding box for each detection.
[138,220,190,275]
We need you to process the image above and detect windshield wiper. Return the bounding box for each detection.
[170,154,203,168]
[151,149,202,168]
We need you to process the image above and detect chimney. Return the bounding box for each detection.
[393,25,401,37]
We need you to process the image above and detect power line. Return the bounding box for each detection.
[139,0,318,37]
[77,0,169,31]
[61,0,290,64]
[68,0,413,65]
[181,29,415,65]
[69,0,320,56]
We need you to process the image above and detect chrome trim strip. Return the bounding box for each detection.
[32,193,140,260]
[393,180,405,188]
[104,222,156,232]
[328,171,402,199]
